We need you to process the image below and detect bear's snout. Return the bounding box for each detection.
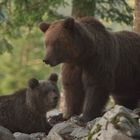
[43,58,55,66]
[43,57,60,66]
[43,59,50,64]
[48,92,59,108]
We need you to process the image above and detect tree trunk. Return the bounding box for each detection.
[133,0,140,33]
[72,0,96,19]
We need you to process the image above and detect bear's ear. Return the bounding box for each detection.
[28,78,39,89]
[39,22,50,33]
[64,17,75,29]
[48,73,58,83]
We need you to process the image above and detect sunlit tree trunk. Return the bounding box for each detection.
[133,0,140,32]
[72,0,96,19]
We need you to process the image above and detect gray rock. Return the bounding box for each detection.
[47,117,90,140]
[14,132,36,140]
[89,105,140,140]
[133,108,140,118]
[47,109,62,118]
[49,121,77,134]
[87,117,101,129]
[103,105,138,120]
[48,132,64,140]
[45,105,140,140]
[91,129,135,140]
[70,127,89,138]
[0,125,15,140]
[42,138,48,140]
[30,132,46,139]
[47,121,78,140]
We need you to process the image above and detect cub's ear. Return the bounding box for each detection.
[28,78,39,89]
[48,73,58,83]
[39,22,50,33]
[64,17,75,29]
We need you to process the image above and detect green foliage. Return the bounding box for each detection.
[0,37,13,54]
[95,0,133,25]
[72,0,133,25]
[0,0,66,53]
[72,0,96,17]
[0,28,60,94]
[0,0,64,93]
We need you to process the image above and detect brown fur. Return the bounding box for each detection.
[0,73,59,133]
[40,16,140,122]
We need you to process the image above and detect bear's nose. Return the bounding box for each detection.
[43,59,49,64]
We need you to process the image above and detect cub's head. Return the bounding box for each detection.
[39,18,82,66]
[26,73,59,114]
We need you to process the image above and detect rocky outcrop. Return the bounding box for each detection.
[0,125,15,140]
[1,105,140,140]
[47,105,140,140]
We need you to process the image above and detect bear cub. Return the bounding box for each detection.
[0,73,59,134]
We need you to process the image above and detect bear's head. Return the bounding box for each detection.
[26,73,59,114]
[39,18,84,66]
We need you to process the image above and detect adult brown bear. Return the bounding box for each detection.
[39,16,140,122]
